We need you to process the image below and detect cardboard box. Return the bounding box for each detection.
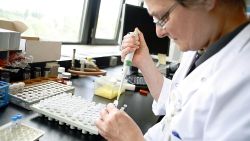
[0,20,28,51]
[25,40,61,62]
[0,19,62,63]
[0,20,27,33]
[0,28,21,51]
[0,29,10,51]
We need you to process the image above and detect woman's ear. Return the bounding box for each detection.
[204,0,217,11]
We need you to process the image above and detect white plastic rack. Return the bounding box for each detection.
[0,122,45,141]
[9,81,75,110]
[31,93,106,135]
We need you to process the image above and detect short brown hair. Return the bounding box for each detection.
[176,0,246,11]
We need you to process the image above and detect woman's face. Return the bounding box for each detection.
[145,0,214,51]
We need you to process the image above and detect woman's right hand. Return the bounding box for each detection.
[121,28,151,69]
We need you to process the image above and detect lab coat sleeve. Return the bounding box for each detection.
[152,77,171,115]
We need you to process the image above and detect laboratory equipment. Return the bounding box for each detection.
[30,93,106,135]
[68,51,106,76]
[127,73,147,86]
[71,49,76,69]
[94,76,125,99]
[0,81,9,108]
[23,67,31,81]
[9,81,75,110]
[57,67,65,83]
[0,71,10,82]
[80,59,85,71]
[44,67,51,78]
[33,67,41,79]
[31,93,128,135]
[62,72,72,85]
[114,28,138,107]
[94,76,135,99]
[0,115,44,141]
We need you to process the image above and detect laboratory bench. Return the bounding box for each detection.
[0,66,159,141]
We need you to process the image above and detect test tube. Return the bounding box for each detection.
[34,67,41,78]
[23,67,31,80]
[16,114,23,125]
[0,71,10,82]
[10,115,18,134]
[44,67,51,78]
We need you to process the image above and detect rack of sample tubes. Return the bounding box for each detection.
[0,114,44,141]
[30,93,106,135]
[9,81,75,110]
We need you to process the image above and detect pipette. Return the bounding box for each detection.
[114,28,139,107]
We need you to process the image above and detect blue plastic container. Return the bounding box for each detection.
[0,81,9,108]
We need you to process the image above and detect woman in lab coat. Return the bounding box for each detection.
[95,0,250,140]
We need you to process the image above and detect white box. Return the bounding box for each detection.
[25,40,61,62]
[0,28,21,51]
[0,30,10,51]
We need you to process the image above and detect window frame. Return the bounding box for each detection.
[89,0,125,45]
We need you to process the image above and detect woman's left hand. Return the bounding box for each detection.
[95,103,144,141]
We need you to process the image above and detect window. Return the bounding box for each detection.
[0,0,86,42]
[91,0,143,45]
[94,0,123,40]
[0,0,144,45]
[126,0,143,6]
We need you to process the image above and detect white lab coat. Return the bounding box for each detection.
[144,24,250,141]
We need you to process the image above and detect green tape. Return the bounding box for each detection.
[126,60,132,66]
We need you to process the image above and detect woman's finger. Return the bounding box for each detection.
[99,108,109,121]
[121,42,138,50]
[95,118,105,132]
[121,47,137,61]
[106,103,117,113]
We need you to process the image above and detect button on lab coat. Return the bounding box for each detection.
[144,24,250,141]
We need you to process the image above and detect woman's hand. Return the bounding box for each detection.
[121,28,151,69]
[95,103,144,141]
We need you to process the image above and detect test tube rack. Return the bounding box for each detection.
[9,81,75,110]
[0,122,45,141]
[0,81,9,108]
[30,93,106,135]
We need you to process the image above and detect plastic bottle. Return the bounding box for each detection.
[10,115,18,133]
[16,114,23,125]
[7,114,23,140]
[62,72,72,85]
[57,67,65,83]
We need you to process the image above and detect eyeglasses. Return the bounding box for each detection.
[153,2,178,29]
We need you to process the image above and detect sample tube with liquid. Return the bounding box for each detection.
[23,67,31,81]
[0,71,10,83]
[34,67,41,81]
[16,114,23,125]
[62,72,72,85]
[10,115,18,133]
[44,67,51,78]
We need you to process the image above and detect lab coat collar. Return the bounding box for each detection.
[196,21,250,68]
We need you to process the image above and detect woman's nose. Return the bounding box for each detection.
[155,25,169,38]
